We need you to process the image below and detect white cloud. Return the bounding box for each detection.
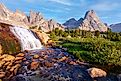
[90,2,120,11]
[48,0,71,6]
[101,16,111,19]
[42,7,63,12]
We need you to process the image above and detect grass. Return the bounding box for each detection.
[56,37,121,73]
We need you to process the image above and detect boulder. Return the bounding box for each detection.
[16,53,25,57]
[0,72,5,78]
[2,55,15,61]
[0,61,5,68]
[59,56,67,62]
[0,54,8,60]
[44,61,54,68]
[15,57,24,61]
[14,60,23,64]
[30,61,39,70]
[69,61,77,65]
[33,54,39,59]
[32,29,50,45]
[10,64,21,72]
[87,67,107,78]
[4,62,10,66]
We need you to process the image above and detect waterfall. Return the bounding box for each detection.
[10,26,43,51]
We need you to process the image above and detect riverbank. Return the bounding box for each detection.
[0,48,120,81]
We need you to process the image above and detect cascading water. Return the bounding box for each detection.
[10,26,43,51]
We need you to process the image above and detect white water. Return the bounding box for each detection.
[10,26,43,51]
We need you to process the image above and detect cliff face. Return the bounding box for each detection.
[0,3,64,32]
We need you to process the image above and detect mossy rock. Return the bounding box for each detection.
[0,23,21,55]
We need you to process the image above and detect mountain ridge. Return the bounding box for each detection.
[110,23,121,32]
[63,10,108,32]
[0,3,64,32]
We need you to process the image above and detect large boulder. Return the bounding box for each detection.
[32,29,50,45]
[30,61,39,70]
[87,67,107,78]
[0,72,5,78]
[2,54,15,61]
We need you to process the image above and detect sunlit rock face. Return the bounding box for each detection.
[32,29,50,45]
[10,26,43,51]
[0,3,29,29]
[0,3,64,32]
[79,10,108,32]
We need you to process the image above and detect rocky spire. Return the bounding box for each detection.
[0,3,64,32]
[79,10,108,32]
[0,3,12,18]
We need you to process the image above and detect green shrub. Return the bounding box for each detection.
[59,38,121,66]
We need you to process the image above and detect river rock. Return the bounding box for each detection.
[59,56,67,62]
[4,62,10,66]
[2,55,15,61]
[0,61,5,68]
[44,61,54,68]
[14,60,23,64]
[0,72,5,78]
[30,61,39,70]
[15,57,24,61]
[69,61,77,65]
[33,54,39,59]
[87,67,107,78]
[16,53,25,57]
[10,64,21,72]
[32,29,50,45]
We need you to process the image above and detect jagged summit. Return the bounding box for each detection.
[84,10,96,18]
[0,3,10,12]
[80,10,108,32]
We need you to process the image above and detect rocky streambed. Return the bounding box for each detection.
[0,48,120,81]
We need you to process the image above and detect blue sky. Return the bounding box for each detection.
[1,0,121,25]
